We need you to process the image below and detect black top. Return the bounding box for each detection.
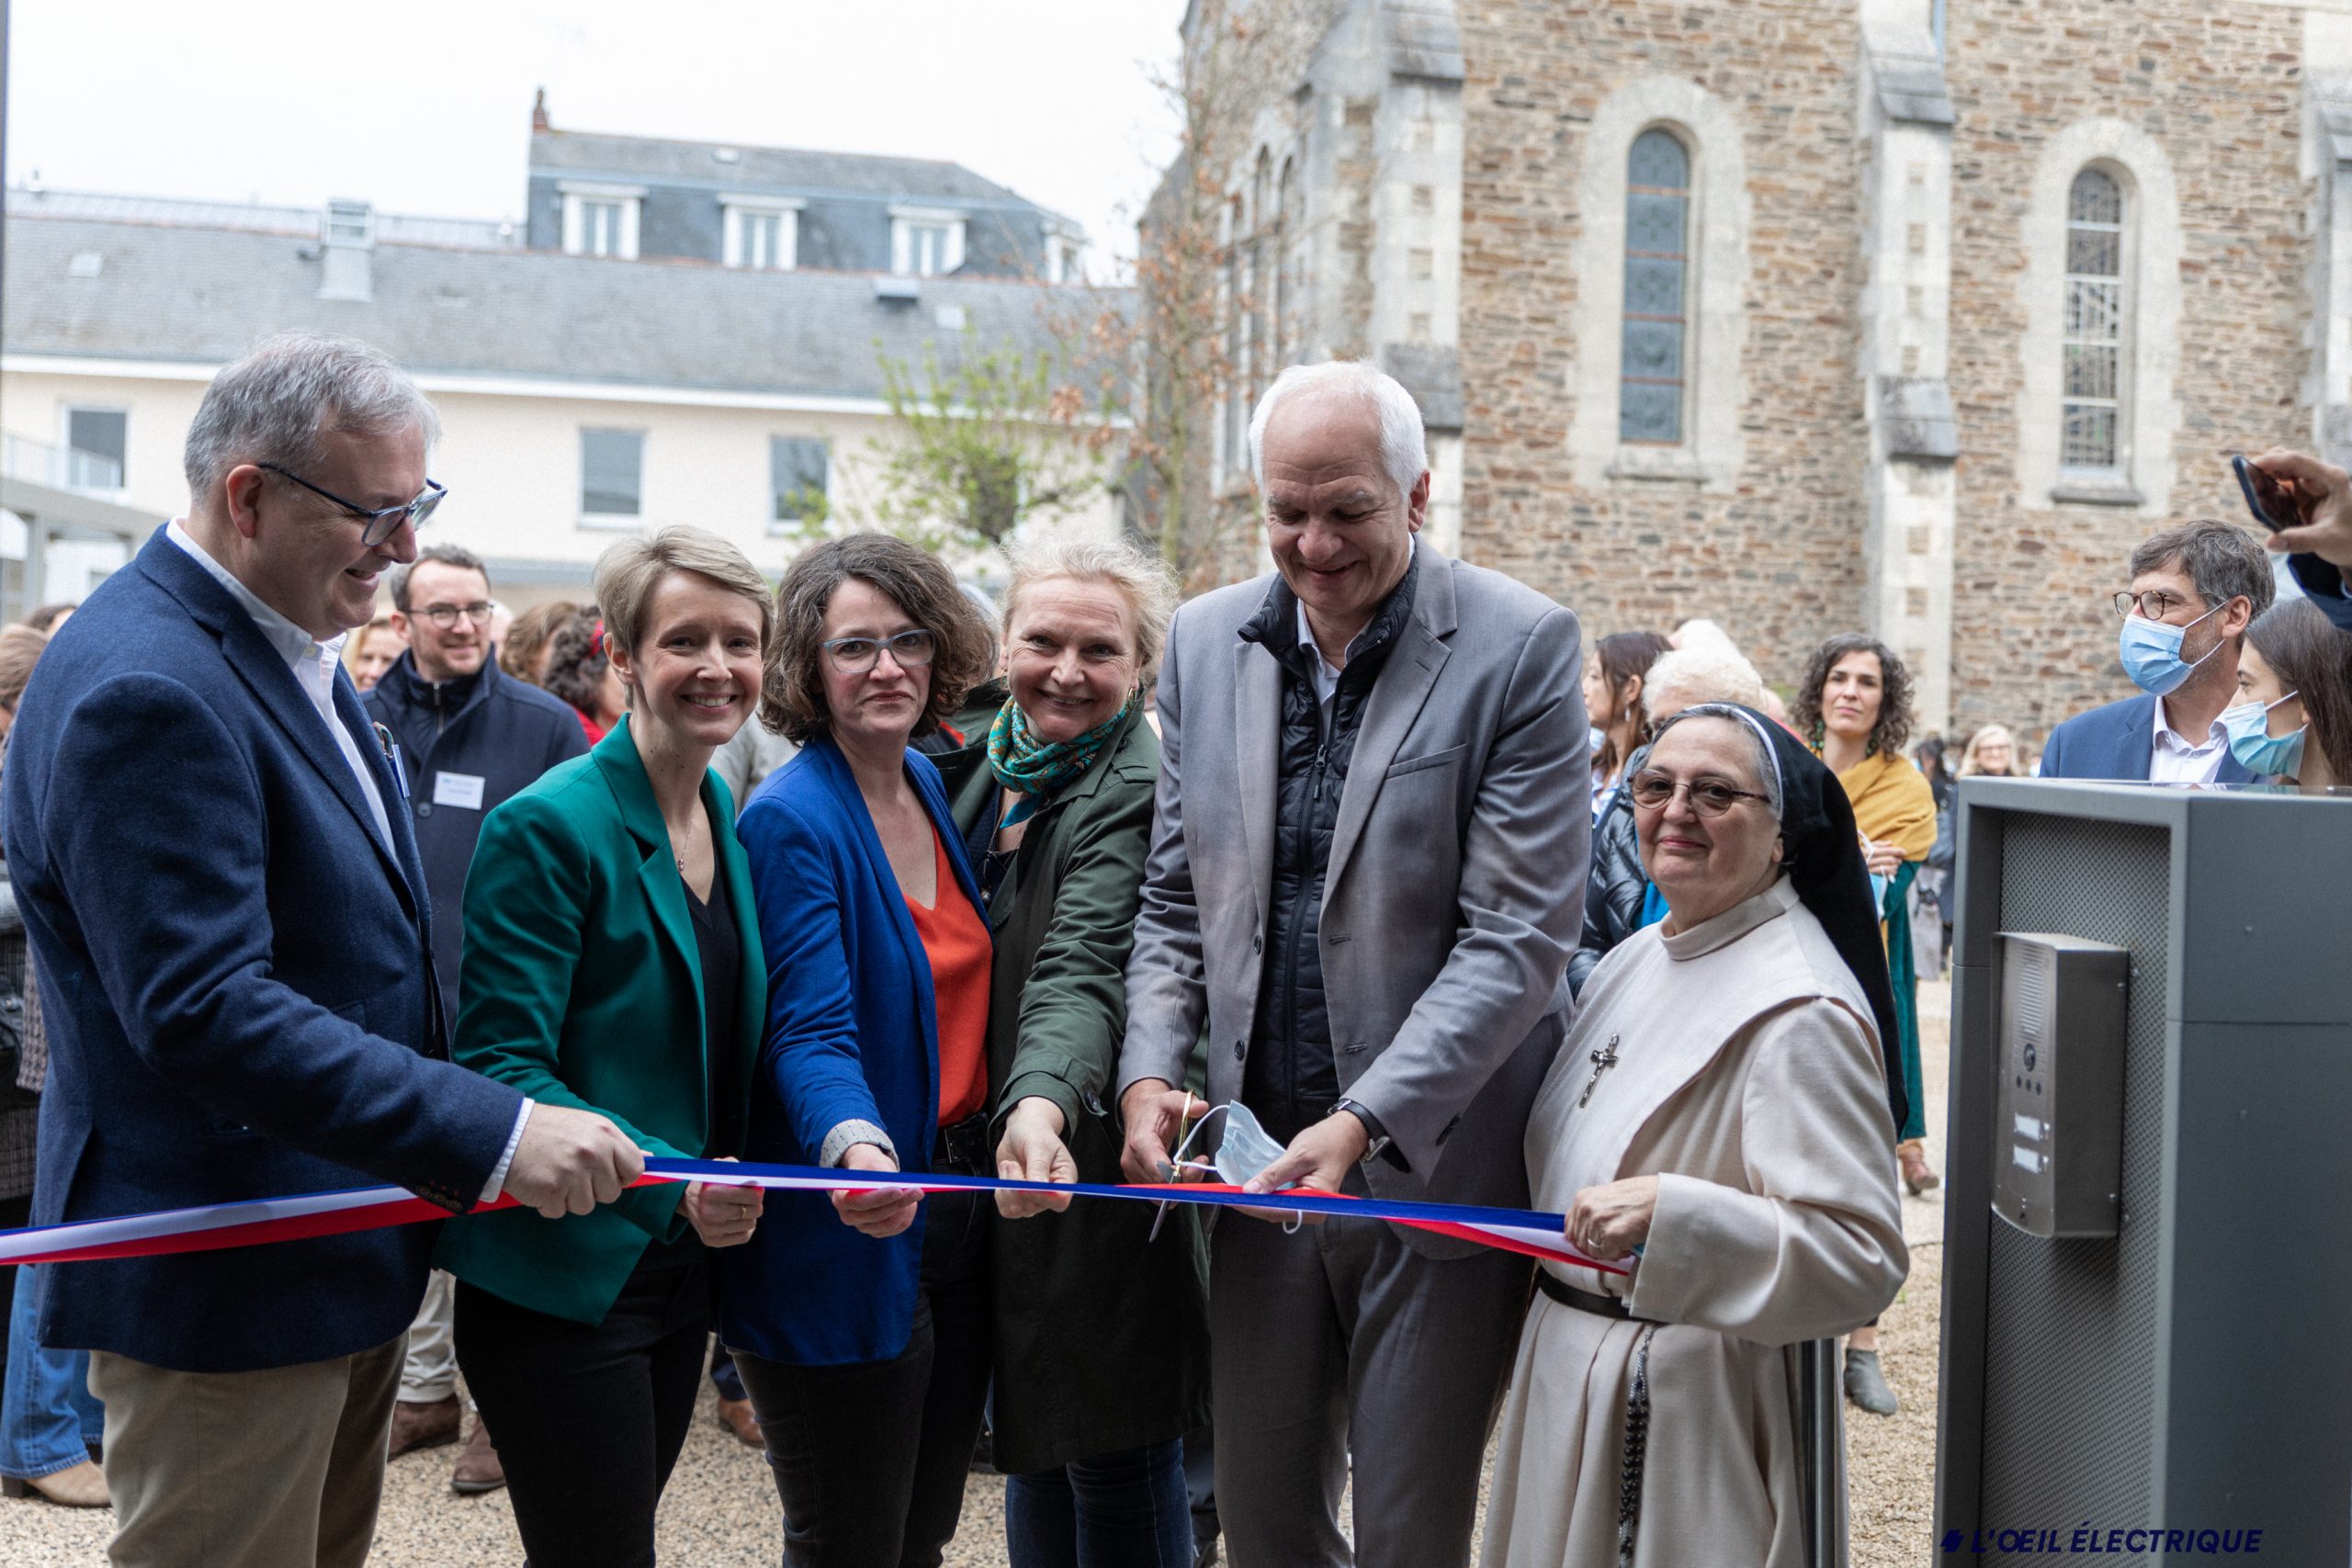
[684,840,742,1157]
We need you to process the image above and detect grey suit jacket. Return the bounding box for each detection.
[1120,547,1590,1255]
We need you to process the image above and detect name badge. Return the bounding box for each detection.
[432,772,487,811]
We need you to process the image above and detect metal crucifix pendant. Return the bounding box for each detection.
[1578,1035,1621,1108]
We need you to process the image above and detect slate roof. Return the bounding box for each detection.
[3,213,1128,405]
[531,130,1052,216]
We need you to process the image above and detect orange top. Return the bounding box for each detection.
[904,829,991,1127]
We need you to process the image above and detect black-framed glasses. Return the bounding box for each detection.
[415,601,494,629]
[259,462,446,548]
[2110,589,2200,622]
[1626,771,1773,817]
[821,629,936,674]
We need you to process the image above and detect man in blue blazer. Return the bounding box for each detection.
[2250,447,2352,635]
[2041,519,2272,785]
[3,333,641,1568]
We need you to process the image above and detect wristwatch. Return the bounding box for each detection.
[1333,1099,1391,1166]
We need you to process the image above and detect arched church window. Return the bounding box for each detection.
[1621,129,1692,446]
[2061,166,2127,473]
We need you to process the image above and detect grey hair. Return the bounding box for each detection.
[389,542,490,612]
[1655,703,1784,819]
[2127,519,2276,623]
[1642,643,1766,720]
[1000,535,1182,674]
[183,332,441,501]
[1248,360,1429,501]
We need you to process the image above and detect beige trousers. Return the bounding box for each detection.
[88,1335,405,1568]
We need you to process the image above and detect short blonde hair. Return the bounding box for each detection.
[0,625,48,712]
[1001,536,1180,674]
[592,528,773,662]
[1958,724,2018,777]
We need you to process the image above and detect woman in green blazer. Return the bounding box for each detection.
[436,528,771,1568]
[937,539,1209,1568]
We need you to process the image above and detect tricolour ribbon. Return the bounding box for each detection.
[0,1156,1625,1277]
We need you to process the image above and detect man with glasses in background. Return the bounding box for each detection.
[2040,518,2274,784]
[364,541,588,1492]
[3,333,641,1568]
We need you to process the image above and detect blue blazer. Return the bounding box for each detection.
[2289,553,2352,634]
[714,732,988,1367]
[2039,693,2254,784]
[0,527,523,1373]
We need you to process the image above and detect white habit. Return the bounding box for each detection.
[1484,878,1907,1568]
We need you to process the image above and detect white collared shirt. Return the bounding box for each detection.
[166,520,529,1201]
[1293,539,1419,708]
[2149,695,2231,786]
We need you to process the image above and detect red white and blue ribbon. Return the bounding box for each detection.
[0,1156,1625,1277]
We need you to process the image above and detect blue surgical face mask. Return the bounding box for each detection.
[2119,600,2228,697]
[2222,692,2306,777]
[1168,1101,1290,1188]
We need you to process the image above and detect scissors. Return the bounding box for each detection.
[1148,1092,1216,1243]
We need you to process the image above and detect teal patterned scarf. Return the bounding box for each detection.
[989,695,1131,818]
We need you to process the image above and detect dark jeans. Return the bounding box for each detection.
[1004,1439,1193,1568]
[736,1190,990,1568]
[454,1233,709,1568]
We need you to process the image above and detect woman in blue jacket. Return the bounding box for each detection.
[718,534,1000,1568]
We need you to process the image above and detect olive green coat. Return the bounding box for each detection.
[435,719,763,1325]
[938,690,1210,1474]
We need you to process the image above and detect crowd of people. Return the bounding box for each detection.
[1,328,2348,1568]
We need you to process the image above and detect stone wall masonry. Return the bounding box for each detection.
[1454,0,1879,701]
[1939,0,2311,747]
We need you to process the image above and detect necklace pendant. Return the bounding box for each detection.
[1578,1034,1622,1109]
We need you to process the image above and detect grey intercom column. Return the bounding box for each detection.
[1934,781,2352,1564]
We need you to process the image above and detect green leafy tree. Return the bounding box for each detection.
[852,332,1114,556]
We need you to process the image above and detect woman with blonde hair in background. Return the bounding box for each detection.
[1955,725,2020,778]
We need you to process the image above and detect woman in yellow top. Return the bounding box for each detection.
[1792,632,1936,1419]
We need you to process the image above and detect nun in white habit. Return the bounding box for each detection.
[1484,704,1908,1568]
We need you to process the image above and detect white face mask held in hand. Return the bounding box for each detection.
[1164,1100,1291,1189]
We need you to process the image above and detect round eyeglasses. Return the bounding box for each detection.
[821,629,936,674]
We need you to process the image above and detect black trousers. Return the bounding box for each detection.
[735,1190,991,1568]
[455,1232,710,1568]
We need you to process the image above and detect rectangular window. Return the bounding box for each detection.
[770,437,830,532]
[907,224,950,276]
[580,429,644,520]
[1620,130,1691,446]
[63,408,127,490]
[582,200,624,257]
[725,203,799,270]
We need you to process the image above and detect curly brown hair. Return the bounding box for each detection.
[1792,633,1914,759]
[761,534,995,744]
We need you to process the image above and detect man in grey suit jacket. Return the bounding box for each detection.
[1118,361,1589,1568]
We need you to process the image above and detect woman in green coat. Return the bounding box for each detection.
[435,529,771,1568]
[937,538,1208,1568]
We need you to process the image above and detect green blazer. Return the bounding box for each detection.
[435,718,763,1325]
[939,690,1210,1473]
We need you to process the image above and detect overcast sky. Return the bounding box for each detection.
[4,0,1191,274]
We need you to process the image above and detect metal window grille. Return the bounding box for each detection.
[2062,168,2125,472]
[1620,129,1691,446]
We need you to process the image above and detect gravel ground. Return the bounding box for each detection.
[0,983,1954,1567]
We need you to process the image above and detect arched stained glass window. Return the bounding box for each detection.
[2062,166,2126,471]
[1621,129,1691,446]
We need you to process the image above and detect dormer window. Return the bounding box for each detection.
[889,207,967,277]
[723,197,803,271]
[1045,223,1084,285]
[559,181,644,259]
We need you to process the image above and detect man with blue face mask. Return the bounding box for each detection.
[2041,519,2275,784]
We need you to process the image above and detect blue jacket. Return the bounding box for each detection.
[2039,692,2255,784]
[364,649,590,1022]
[2289,554,2352,634]
[0,527,523,1373]
[714,732,988,1366]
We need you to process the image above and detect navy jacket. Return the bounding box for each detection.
[714,733,988,1367]
[365,649,589,1019]
[2289,554,2352,634]
[2,527,523,1373]
[2038,692,2254,785]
